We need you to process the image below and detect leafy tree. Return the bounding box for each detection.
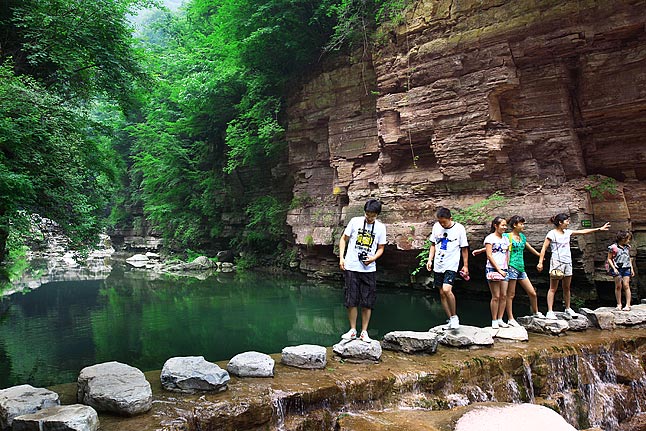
[0,0,150,265]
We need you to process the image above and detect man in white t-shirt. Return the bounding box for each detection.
[425,207,470,329]
[338,199,387,342]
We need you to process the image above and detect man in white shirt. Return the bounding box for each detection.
[425,207,470,329]
[338,199,387,342]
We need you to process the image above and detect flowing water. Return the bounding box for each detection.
[0,266,493,389]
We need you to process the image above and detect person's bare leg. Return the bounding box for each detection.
[562,276,572,309]
[614,277,623,309]
[506,280,517,320]
[442,284,456,316]
[347,307,358,330]
[623,276,631,310]
[489,281,500,321]
[361,308,372,332]
[546,279,560,312]
[497,281,507,320]
[518,278,539,314]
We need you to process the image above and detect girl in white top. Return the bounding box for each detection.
[484,217,510,329]
[537,213,610,319]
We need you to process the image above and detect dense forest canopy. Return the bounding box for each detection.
[0,0,408,277]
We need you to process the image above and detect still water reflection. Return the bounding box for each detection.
[0,268,491,388]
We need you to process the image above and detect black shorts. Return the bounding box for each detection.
[433,270,457,289]
[344,270,377,309]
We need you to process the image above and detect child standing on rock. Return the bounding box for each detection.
[607,230,634,311]
[537,213,610,319]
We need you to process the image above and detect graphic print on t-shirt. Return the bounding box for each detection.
[355,227,375,253]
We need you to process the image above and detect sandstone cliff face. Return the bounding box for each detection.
[286,0,646,296]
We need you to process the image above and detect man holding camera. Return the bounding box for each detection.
[338,199,387,342]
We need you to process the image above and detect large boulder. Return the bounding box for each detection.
[161,356,230,393]
[492,325,529,341]
[0,385,59,430]
[454,403,576,431]
[281,345,327,369]
[12,404,98,431]
[332,339,382,362]
[429,325,494,347]
[381,331,441,354]
[580,305,646,329]
[227,352,275,377]
[77,362,152,416]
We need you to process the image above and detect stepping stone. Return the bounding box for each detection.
[227,352,275,377]
[516,316,569,335]
[0,385,59,430]
[161,356,230,393]
[493,325,529,341]
[429,325,494,347]
[381,331,441,354]
[77,361,152,416]
[281,345,327,369]
[333,339,382,362]
[12,404,98,431]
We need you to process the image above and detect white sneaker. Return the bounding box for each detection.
[341,329,357,340]
[498,319,509,328]
[449,315,460,329]
[545,311,557,320]
[533,311,545,318]
[565,308,576,317]
[491,320,499,329]
[360,330,372,342]
[508,319,521,327]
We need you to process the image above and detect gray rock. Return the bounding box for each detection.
[381,330,441,354]
[332,339,382,362]
[12,404,98,431]
[0,385,59,430]
[281,345,327,369]
[161,356,230,393]
[578,305,646,330]
[493,325,529,341]
[216,250,235,263]
[77,361,152,416]
[429,325,494,347]
[227,352,275,377]
[516,316,570,335]
[220,262,235,273]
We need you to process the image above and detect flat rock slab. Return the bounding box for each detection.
[490,325,529,341]
[281,345,327,369]
[333,339,382,362]
[77,361,152,416]
[0,385,59,430]
[227,352,275,377]
[381,330,441,354]
[580,305,646,330]
[161,356,230,393]
[12,404,98,431]
[517,316,570,335]
[429,325,494,347]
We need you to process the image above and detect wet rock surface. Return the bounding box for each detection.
[281,345,327,369]
[381,330,441,354]
[12,404,98,431]
[429,324,495,347]
[226,352,275,377]
[332,339,382,362]
[160,356,230,393]
[77,362,152,416]
[0,385,60,430]
[50,328,646,431]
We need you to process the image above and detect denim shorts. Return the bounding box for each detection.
[610,266,632,278]
[433,270,457,288]
[506,266,527,280]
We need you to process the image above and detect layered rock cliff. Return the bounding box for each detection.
[286,0,646,296]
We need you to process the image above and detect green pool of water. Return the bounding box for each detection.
[0,268,492,389]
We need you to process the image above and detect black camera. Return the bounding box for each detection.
[358,251,369,263]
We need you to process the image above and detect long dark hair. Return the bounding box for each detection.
[550,213,569,227]
[616,230,632,243]
[508,215,525,229]
[490,216,505,233]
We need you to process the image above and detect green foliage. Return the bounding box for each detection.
[452,191,508,225]
[236,196,287,253]
[584,175,618,200]
[411,239,431,276]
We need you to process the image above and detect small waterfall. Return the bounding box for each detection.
[522,358,536,404]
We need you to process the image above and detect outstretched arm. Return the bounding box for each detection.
[471,246,486,257]
[571,221,611,236]
[525,241,541,258]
